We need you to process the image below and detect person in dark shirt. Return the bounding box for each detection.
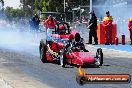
[29,18,33,31]
[87,11,98,45]
[32,14,40,31]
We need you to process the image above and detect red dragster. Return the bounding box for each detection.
[39,23,103,67]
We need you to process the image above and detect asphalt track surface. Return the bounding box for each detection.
[0,31,132,88]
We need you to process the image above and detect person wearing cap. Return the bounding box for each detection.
[59,25,66,35]
[87,11,98,45]
[44,15,56,44]
[128,17,132,45]
[32,14,40,31]
[103,11,113,45]
[44,15,56,34]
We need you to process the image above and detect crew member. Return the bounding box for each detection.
[128,17,132,45]
[103,11,113,45]
[88,11,98,45]
[44,15,56,33]
[29,18,33,30]
[32,14,40,31]
[44,15,56,44]
[59,25,66,35]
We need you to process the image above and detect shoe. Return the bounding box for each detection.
[94,42,98,45]
[86,43,92,44]
[130,43,132,45]
[93,43,98,45]
[105,43,110,45]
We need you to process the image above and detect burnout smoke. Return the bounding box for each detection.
[0,21,45,56]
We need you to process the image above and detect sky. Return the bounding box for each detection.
[4,0,20,9]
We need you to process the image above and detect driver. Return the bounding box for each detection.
[72,33,88,52]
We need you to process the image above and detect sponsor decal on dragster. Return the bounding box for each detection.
[79,53,90,57]
[47,44,58,57]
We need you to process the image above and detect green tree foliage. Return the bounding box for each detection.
[20,0,64,12]
[5,0,90,20]
[20,0,35,10]
[5,7,25,21]
[20,0,89,11]
[0,0,4,6]
[13,0,89,12]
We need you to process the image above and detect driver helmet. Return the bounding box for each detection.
[59,25,66,34]
[75,33,81,42]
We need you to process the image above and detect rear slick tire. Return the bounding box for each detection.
[39,43,47,63]
[60,53,66,67]
[96,48,103,66]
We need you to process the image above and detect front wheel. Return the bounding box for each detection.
[60,51,66,67]
[96,48,103,66]
[76,76,87,85]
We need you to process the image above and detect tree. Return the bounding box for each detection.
[5,7,26,21]
[0,0,4,14]
[20,0,64,12]
[4,7,14,20]
[0,0,4,7]
[18,0,90,19]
